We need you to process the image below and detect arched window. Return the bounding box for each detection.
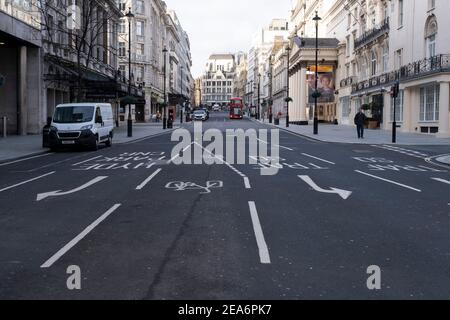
[425,15,438,58]
[371,50,377,76]
[382,44,389,72]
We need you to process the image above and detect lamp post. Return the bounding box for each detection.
[126,8,135,137]
[257,73,261,120]
[180,66,184,124]
[162,46,168,129]
[313,11,321,135]
[392,81,400,143]
[268,54,274,124]
[285,45,291,127]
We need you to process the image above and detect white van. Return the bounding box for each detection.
[48,103,114,151]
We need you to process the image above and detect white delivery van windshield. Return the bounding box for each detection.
[53,106,95,123]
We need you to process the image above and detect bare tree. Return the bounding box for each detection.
[34,0,121,101]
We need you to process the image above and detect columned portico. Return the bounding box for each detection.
[437,81,450,138]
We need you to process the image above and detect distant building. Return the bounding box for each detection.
[201,54,236,106]
[194,78,202,107]
[233,52,247,100]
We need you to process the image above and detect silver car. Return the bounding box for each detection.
[193,110,207,121]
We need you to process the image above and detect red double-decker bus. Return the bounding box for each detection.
[229,97,244,119]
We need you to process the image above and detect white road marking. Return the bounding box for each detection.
[72,156,102,166]
[301,153,335,165]
[36,176,108,201]
[168,142,193,163]
[40,204,122,268]
[158,156,166,161]
[432,178,450,185]
[136,168,162,190]
[244,177,251,189]
[0,172,56,193]
[355,170,422,192]
[298,175,352,200]
[248,201,271,264]
[0,153,54,167]
[256,138,293,151]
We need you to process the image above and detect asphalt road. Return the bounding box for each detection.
[0,112,449,299]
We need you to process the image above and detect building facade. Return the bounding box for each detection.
[201,54,235,106]
[233,51,247,100]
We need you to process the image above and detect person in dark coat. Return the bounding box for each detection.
[354,108,367,139]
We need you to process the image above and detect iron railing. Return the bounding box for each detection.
[354,18,389,51]
[399,54,450,80]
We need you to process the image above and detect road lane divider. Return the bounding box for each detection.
[248,201,271,264]
[244,177,251,189]
[36,176,108,201]
[432,178,450,185]
[301,153,335,165]
[40,204,122,268]
[0,171,56,193]
[136,168,162,190]
[355,170,422,192]
[72,156,102,166]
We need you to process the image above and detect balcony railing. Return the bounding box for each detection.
[354,18,389,51]
[351,71,399,94]
[400,54,450,81]
[340,76,357,88]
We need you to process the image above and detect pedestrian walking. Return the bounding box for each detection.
[354,108,367,139]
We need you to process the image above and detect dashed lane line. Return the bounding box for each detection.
[0,172,56,193]
[41,204,122,268]
[301,153,336,165]
[0,153,55,167]
[355,170,422,192]
[136,168,162,190]
[248,201,271,264]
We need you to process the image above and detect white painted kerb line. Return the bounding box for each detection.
[0,171,56,193]
[136,168,162,190]
[355,170,422,192]
[248,201,271,264]
[0,153,54,167]
[41,204,122,268]
[301,153,335,165]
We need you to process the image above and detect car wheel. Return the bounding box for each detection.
[90,136,99,151]
[105,135,112,147]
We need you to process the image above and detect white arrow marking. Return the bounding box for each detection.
[432,178,450,185]
[298,175,352,200]
[36,176,108,201]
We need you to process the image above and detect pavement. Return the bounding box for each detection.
[257,117,450,146]
[0,122,178,164]
[0,112,450,299]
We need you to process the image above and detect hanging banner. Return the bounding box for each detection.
[307,66,335,104]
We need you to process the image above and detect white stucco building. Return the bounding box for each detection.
[201,54,236,106]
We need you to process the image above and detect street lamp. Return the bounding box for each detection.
[268,54,274,124]
[180,66,184,124]
[162,46,168,129]
[125,7,135,137]
[313,11,322,135]
[285,44,292,128]
[257,73,261,120]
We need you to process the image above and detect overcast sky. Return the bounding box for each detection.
[164,0,294,78]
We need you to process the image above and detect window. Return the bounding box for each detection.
[136,21,144,37]
[136,66,144,83]
[371,50,377,76]
[346,36,350,56]
[118,42,126,57]
[390,90,404,122]
[398,0,404,27]
[341,96,351,118]
[136,0,144,14]
[119,19,125,33]
[136,44,144,56]
[420,85,440,122]
[382,45,389,72]
[425,16,438,58]
[395,49,403,69]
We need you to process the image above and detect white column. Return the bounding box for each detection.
[18,46,28,136]
[299,68,307,122]
[402,87,412,133]
[437,81,450,138]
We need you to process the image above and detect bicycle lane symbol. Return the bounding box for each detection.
[165,181,223,194]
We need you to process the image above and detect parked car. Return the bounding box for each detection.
[213,104,221,111]
[45,103,114,151]
[193,109,208,121]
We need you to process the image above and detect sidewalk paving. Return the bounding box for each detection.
[257,118,450,146]
[0,122,177,163]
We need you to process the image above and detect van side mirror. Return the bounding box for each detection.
[96,116,103,124]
